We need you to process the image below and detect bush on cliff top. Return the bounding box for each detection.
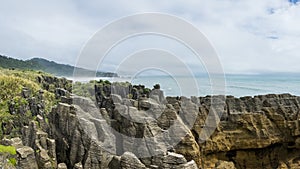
[0,69,56,138]
[0,75,55,113]
[0,67,52,82]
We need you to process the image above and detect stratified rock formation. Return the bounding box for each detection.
[191,94,300,169]
[1,75,300,169]
[91,82,300,168]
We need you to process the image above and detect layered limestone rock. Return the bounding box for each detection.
[45,84,199,169]
[179,94,300,169]
[16,146,39,169]
[9,79,299,169]
[91,83,300,168]
[48,96,115,169]
[108,151,198,169]
[37,75,72,92]
[1,120,56,169]
[21,120,57,168]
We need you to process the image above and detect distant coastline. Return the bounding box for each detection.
[0,55,118,77]
[1,54,299,98]
[66,74,300,98]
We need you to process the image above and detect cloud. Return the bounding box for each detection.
[0,0,299,74]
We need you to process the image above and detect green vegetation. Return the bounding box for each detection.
[9,157,17,166]
[0,71,55,113]
[0,145,16,155]
[72,79,136,101]
[0,68,56,138]
[72,81,95,100]
[0,55,118,77]
[0,67,53,82]
[0,145,17,166]
[0,55,42,70]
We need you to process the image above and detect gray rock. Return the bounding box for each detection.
[55,88,70,98]
[21,87,31,98]
[0,153,16,169]
[48,96,114,169]
[46,138,57,163]
[1,137,23,149]
[139,99,152,110]
[108,156,121,169]
[111,94,123,104]
[73,162,83,169]
[176,160,198,169]
[61,96,72,104]
[22,121,37,148]
[36,130,48,149]
[37,115,48,132]
[120,152,147,169]
[163,152,187,165]
[295,138,300,149]
[43,161,53,169]
[16,146,38,169]
[57,163,68,169]
[37,149,51,168]
[149,88,166,104]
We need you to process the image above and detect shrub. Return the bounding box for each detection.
[0,69,56,138]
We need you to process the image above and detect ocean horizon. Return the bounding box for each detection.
[68,73,300,98]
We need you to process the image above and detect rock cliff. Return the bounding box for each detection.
[191,94,300,169]
[1,78,300,169]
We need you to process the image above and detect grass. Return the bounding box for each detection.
[0,145,17,166]
[0,67,53,82]
[9,157,17,166]
[0,145,16,155]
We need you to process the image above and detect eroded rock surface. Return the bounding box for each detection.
[3,79,300,169]
[182,94,300,169]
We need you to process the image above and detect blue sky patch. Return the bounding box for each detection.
[289,0,299,4]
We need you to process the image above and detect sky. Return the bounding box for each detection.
[0,0,299,75]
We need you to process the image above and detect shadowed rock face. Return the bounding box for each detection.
[48,99,115,169]
[46,94,198,169]
[176,94,300,169]
[92,84,300,169]
[9,81,300,169]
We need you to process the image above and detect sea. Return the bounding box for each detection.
[69,74,300,98]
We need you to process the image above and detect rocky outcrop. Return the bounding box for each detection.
[3,77,300,169]
[46,83,200,169]
[119,152,147,169]
[48,96,115,169]
[108,151,198,169]
[16,146,39,169]
[93,82,300,169]
[1,137,39,169]
[182,94,300,169]
[37,75,72,92]
[1,87,47,138]
[21,120,57,169]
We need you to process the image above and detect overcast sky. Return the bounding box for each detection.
[0,0,299,74]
